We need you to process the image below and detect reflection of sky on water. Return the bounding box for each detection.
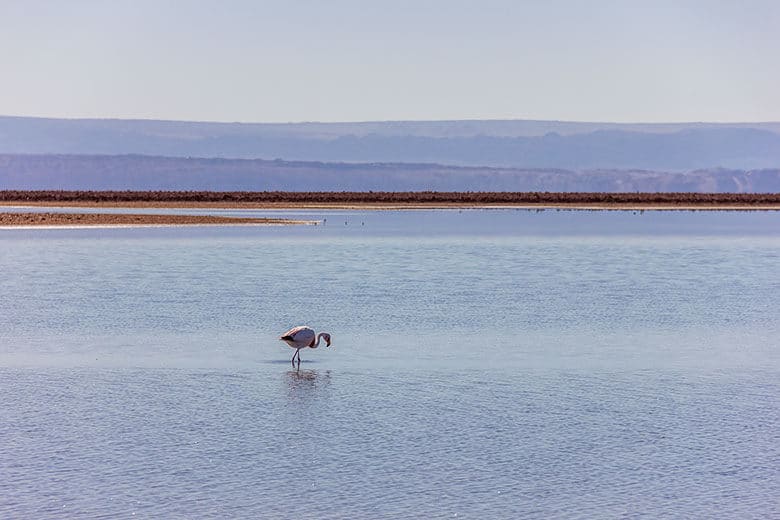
[1,209,779,518]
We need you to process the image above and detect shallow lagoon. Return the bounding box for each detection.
[1,209,779,518]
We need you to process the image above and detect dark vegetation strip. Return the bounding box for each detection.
[2,191,780,205]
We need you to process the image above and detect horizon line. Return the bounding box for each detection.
[2,113,779,127]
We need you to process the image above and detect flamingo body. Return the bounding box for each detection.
[280,325,331,366]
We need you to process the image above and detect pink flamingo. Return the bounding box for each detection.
[280,325,332,366]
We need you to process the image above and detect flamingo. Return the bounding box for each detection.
[280,325,332,366]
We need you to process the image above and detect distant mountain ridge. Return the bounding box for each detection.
[2,154,778,193]
[1,115,779,171]
[4,115,780,138]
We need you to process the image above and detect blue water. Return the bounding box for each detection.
[1,209,779,518]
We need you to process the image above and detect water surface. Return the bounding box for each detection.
[1,210,779,518]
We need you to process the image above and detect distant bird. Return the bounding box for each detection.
[279,325,332,366]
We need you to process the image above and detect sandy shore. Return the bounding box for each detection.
[2,201,779,211]
[0,212,313,227]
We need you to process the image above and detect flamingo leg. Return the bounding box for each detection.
[291,349,298,367]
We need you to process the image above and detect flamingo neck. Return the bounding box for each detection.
[313,332,328,348]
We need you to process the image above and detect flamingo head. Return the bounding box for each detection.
[321,333,332,347]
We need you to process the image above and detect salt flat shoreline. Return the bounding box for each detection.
[0,212,314,227]
[1,201,779,211]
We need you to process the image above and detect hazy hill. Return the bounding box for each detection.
[2,116,779,170]
[2,154,778,192]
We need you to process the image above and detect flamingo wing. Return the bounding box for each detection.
[280,325,315,348]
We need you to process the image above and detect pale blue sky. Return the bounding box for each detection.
[1,0,778,123]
